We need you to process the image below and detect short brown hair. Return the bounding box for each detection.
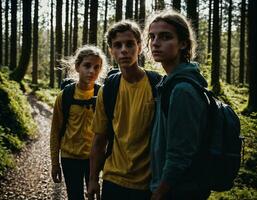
[106,20,142,47]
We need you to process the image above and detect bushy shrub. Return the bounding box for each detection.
[0,71,37,140]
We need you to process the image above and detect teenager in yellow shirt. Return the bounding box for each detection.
[88,20,160,200]
[50,45,107,200]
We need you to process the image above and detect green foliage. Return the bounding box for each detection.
[0,126,15,177]
[0,71,37,139]
[0,70,37,176]
[35,88,59,107]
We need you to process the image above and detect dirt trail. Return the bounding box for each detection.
[0,95,67,200]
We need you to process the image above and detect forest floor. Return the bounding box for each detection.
[0,95,68,200]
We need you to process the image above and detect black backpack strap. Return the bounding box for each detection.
[60,83,101,137]
[145,70,162,98]
[102,72,121,157]
[60,82,76,137]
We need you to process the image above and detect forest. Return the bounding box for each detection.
[0,0,257,199]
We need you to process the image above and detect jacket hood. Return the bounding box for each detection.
[163,62,208,88]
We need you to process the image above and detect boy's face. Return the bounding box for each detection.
[109,30,141,69]
[75,55,102,87]
[148,20,186,66]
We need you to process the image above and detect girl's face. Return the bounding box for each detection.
[109,30,141,69]
[148,20,186,68]
[75,55,102,87]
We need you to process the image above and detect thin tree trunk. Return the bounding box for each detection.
[10,0,32,82]
[102,0,108,53]
[89,0,98,45]
[126,0,133,19]
[247,0,257,112]
[49,0,55,88]
[10,0,17,70]
[116,0,122,22]
[0,0,2,66]
[239,0,246,84]
[64,0,69,57]
[69,0,73,55]
[72,0,78,53]
[211,0,220,94]
[5,0,9,66]
[56,0,63,87]
[82,0,89,45]
[32,0,38,84]
[173,0,181,11]
[226,0,232,84]
[186,0,198,38]
[134,0,138,21]
[207,0,212,57]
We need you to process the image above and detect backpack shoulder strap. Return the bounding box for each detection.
[103,72,121,120]
[60,82,76,137]
[102,72,121,158]
[145,70,162,98]
[94,83,101,96]
[161,76,209,118]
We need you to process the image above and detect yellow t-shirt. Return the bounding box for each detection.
[50,84,96,166]
[92,74,155,190]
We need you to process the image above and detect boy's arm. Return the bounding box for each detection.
[87,134,108,200]
[87,87,109,200]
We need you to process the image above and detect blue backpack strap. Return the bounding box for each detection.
[102,72,121,157]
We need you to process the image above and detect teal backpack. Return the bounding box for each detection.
[160,75,243,191]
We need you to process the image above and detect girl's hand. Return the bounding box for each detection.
[51,164,62,183]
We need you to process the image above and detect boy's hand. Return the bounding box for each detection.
[151,181,171,200]
[51,164,62,183]
[87,180,101,200]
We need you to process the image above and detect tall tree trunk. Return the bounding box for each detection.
[32,0,38,85]
[116,0,122,22]
[186,0,198,38]
[247,0,257,112]
[10,0,32,82]
[69,0,73,55]
[49,0,55,88]
[64,0,69,57]
[5,0,9,66]
[82,0,89,45]
[0,0,2,66]
[239,0,246,84]
[10,0,17,70]
[157,0,165,10]
[211,0,220,94]
[207,0,212,58]
[56,0,63,88]
[89,0,98,45]
[102,0,108,53]
[173,0,181,11]
[134,0,138,21]
[139,0,145,67]
[72,0,78,53]
[226,0,232,84]
[126,0,133,19]
[139,0,145,28]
